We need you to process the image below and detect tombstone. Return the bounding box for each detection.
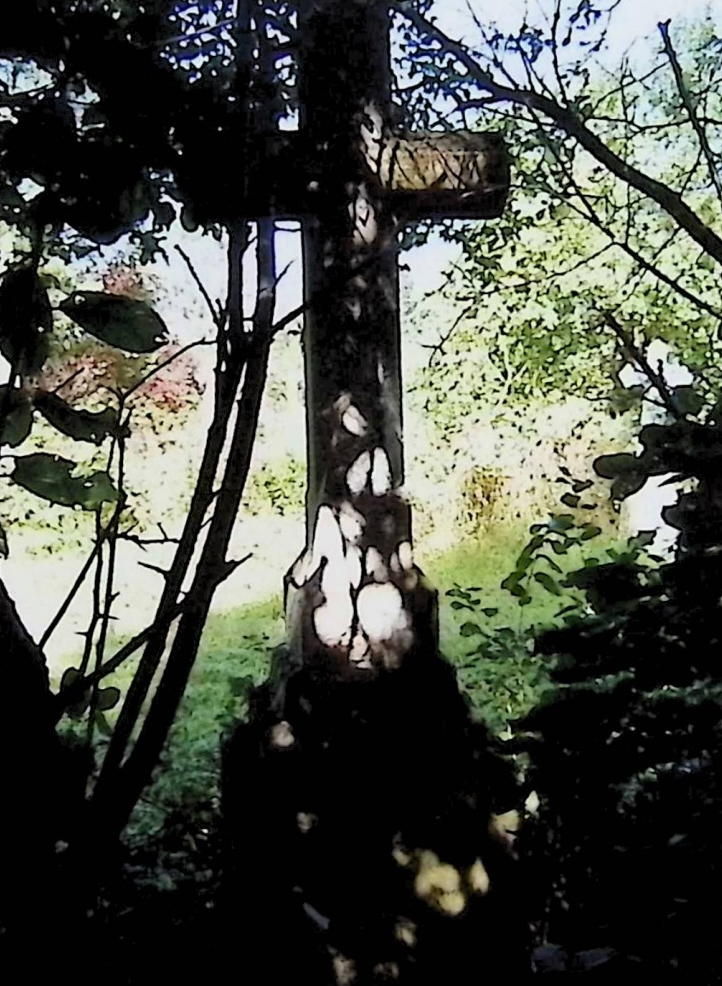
[282,0,507,684]
[618,339,693,556]
[222,4,528,979]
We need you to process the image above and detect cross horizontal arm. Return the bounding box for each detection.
[235,129,509,221]
[366,130,509,220]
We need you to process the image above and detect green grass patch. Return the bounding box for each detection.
[58,521,622,842]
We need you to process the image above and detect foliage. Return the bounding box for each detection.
[504,359,722,972]
[0,0,296,257]
[242,453,305,518]
[399,7,722,430]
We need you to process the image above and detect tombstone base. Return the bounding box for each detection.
[221,648,530,983]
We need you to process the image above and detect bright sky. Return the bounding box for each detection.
[436,0,716,59]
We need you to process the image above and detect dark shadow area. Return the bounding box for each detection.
[222,647,530,984]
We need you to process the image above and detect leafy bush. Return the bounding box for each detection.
[512,370,722,974]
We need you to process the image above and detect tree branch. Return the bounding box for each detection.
[658,20,722,209]
[393,1,722,270]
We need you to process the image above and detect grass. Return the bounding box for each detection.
[50,515,623,842]
[109,519,621,841]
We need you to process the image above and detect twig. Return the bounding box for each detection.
[603,312,680,418]
[52,366,84,395]
[78,511,105,677]
[156,16,236,50]
[96,217,278,837]
[123,336,213,401]
[52,553,250,721]
[39,541,101,650]
[91,224,251,794]
[659,20,722,209]
[392,1,722,270]
[119,532,182,548]
[175,245,224,327]
[87,427,127,740]
[137,561,171,578]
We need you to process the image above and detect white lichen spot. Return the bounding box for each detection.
[377,358,385,386]
[468,859,491,895]
[332,953,357,986]
[345,544,363,590]
[395,919,416,948]
[342,404,368,436]
[314,591,353,648]
[373,962,400,980]
[403,570,419,591]
[397,540,414,571]
[357,582,409,642]
[346,450,371,495]
[269,721,295,749]
[291,547,313,586]
[364,546,388,582]
[371,447,392,495]
[351,185,378,246]
[345,295,362,320]
[296,812,317,834]
[314,504,343,567]
[338,501,365,544]
[525,790,540,816]
[292,505,337,586]
[349,632,372,667]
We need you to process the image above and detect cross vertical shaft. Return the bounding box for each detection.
[285,0,508,679]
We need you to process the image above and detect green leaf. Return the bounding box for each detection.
[611,471,647,500]
[628,530,656,549]
[61,666,90,718]
[95,685,121,712]
[229,675,256,699]
[594,452,638,479]
[534,571,561,595]
[59,291,168,353]
[460,621,482,637]
[446,587,471,600]
[0,267,52,374]
[502,574,527,598]
[11,453,118,509]
[548,514,575,532]
[538,553,563,573]
[94,711,113,736]
[560,492,580,508]
[481,607,499,618]
[580,525,602,540]
[670,385,703,417]
[571,479,593,493]
[0,386,33,447]
[33,390,129,445]
[60,667,82,691]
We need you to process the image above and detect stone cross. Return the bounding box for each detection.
[273,0,508,677]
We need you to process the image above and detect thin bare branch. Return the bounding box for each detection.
[604,313,680,418]
[659,20,722,208]
[175,245,224,327]
[52,554,251,721]
[393,1,722,269]
[39,541,100,650]
[123,336,213,401]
